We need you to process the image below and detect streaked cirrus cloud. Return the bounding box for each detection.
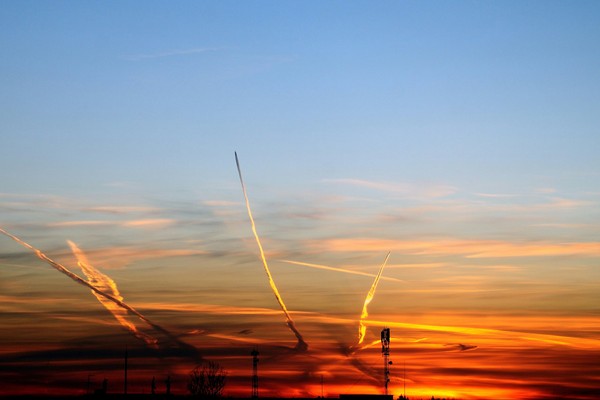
[311,238,600,258]
[85,206,161,214]
[49,218,176,229]
[63,245,207,269]
[324,178,457,198]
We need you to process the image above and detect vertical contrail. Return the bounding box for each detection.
[357,252,390,346]
[67,240,158,347]
[235,152,308,351]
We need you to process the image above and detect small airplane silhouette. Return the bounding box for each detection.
[445,343,478,351]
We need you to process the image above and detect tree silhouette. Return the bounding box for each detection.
[188,361,227,397]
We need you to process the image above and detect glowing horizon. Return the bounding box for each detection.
[2,181,600,398]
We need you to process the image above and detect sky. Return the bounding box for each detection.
[1,1,600,398]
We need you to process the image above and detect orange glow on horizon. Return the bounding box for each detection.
[315,237,600,257]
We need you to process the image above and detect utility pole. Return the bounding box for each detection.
[124,346,128,396]
[381,328,391,395]
[87,374,93,395]
[251,348,259,398]
[321,374,324,398]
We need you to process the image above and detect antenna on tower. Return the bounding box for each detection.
[381,328,391,395]
[251,348,259,398]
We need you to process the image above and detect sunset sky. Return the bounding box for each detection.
[1,2,600,399]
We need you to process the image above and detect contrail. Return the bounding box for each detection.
[357,252,390,346]
[280,259,403,282]
[67,240,158,348]
[0,227,198,356]
[235,152,308,351]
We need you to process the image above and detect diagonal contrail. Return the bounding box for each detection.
[357,252,391,346]
[0,227,199,357]
[67,240,158,347]
[279,259,402,282]
[235,152,308,351]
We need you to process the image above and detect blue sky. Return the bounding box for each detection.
[1,2,600,398]
[2,1,599,196]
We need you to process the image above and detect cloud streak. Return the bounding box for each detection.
[49,218,176,229]
[61,245,206,269]
[85,206,160,214]
[324,179,457,198]
[313,238,600,258]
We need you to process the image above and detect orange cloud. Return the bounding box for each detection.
[137,302,290,315]
[86,206,160,214]
[49,218,176,229]
[122,218,175,228]
[68,246,206,269]
[48,220,113,227]
[312,238,600,258]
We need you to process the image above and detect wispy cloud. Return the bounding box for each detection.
[0,192,168,215]
[531,223,593,229]
[204,200,240,207]
[311,238,600,258]
[122,218,175,228]
[324,178,457,198]
[536,187,557,194]
[123,47,219,61]
[137,302,290,316]
[68,246,206,269]
[385,262,447,269]
[85,206,160,214]
[49,220,114,227]
[474,192,518,198]
[49,218,175,229]
[542,197,593,209]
